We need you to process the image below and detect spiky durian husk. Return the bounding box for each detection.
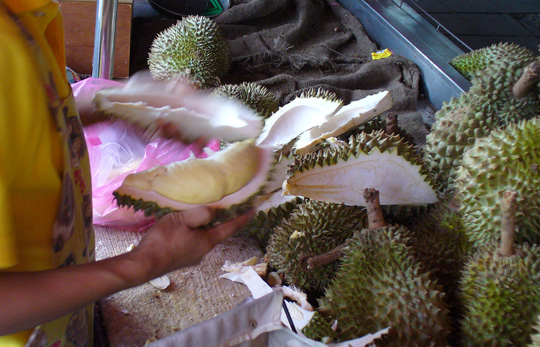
[450,42,536,81]
[297,88,343,103]
[212,82,279,119]
[303,226,451,345]
[265,200,367,293]
[469,57,540,125]
[423,92,498,197]
[455,117,540,248]
[301,312,337,344]
[285,130,438,206]
[459,241,540,346]
[148,15,230,88]
[528,315,540,347]
[237,196,302,248]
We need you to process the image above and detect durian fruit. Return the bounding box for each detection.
[528,315,540,347]
[93,72,262,143]
[455,117,540,248]
[459,191,540,346]
[303,189,451,345]
[284,130,438,206]
[114,139,274,218]
[236,190,302,248]
[265,200,367,293]
[468,54,539,125]
[422,92,498,196]
[148,15,230,88]
[450,42,536,81]
[212,82,279,119]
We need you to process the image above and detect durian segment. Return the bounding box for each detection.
[303,226,451,345]
[255,96,343,149]
[284,131,438,206]
[450,42,536,81]
[459,241,540,346]
[293,91,393,155]
[455,117,540,247]
[114,139,275,212]
[94,73,263,143]
[212,82,279,119]
[148,15,230,88]
[265,200,367,293]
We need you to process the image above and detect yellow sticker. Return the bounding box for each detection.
[371,48,393,60]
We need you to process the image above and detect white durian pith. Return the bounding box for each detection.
[94,72,262,142]
[293,91,393,155]
[115,139,274,210]
[284,147,438,206]
[255,97,343,149]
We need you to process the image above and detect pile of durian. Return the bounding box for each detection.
[97,15,540,346]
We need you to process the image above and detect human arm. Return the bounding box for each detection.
[0,208,253,335]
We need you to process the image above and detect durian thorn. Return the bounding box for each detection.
[512,59,540,98]
[385,113,398,135]
[299,242,349,271]
[500,190,518,257]
[363,188,386,229]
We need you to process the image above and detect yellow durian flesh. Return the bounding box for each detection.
[119,139,260,205]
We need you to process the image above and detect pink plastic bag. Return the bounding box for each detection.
[84,120,220,231]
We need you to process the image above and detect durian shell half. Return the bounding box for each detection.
[94,72,263,143]
[114,139,275,216]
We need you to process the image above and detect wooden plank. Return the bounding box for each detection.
[59,1,132,78]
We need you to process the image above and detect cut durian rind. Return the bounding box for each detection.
[255,97,343,149]
[114,139,275,217]
[94,73,263,143]
[293,91,393,155]
[284,131,438,206]
[212,82,279,119]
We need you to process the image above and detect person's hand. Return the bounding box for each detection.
[131,207,254,283]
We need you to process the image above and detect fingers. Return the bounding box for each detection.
[173,206,215,228]
[205,210,256,245]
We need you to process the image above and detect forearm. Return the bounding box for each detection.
[0,247,159,335]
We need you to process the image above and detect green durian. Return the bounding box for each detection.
[265,200,367,293]
[284,130,438,207]
[212,82,279,119]
[469,56,539,125]
[528,315,540,347]
[236,191,302,248]
[450,42,536,81]
[456,117,540,248]
[114,139,275,219]
[423,92,498,196]
[303,190,450,345]
[459,192,540,346]
[148,15,230,88]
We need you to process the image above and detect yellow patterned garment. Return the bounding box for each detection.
[0,1,95,346]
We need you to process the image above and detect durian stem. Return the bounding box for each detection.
[500,191,518,257]
[385,113,398,135]
[513,60,540,98]
[301,243,349,271]
[363,188,386,229]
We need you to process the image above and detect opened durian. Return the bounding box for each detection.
[148,15,230,88]
[450,42,536,81]
[292,91,393,155]
[284,130,438,206]
[455,117,540,248]
[459,191,540,346]
[212,82,279,119]
[114,139,274,218]
[265,200,367,293]
[94,72,262,143]
[302,189,450,345]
